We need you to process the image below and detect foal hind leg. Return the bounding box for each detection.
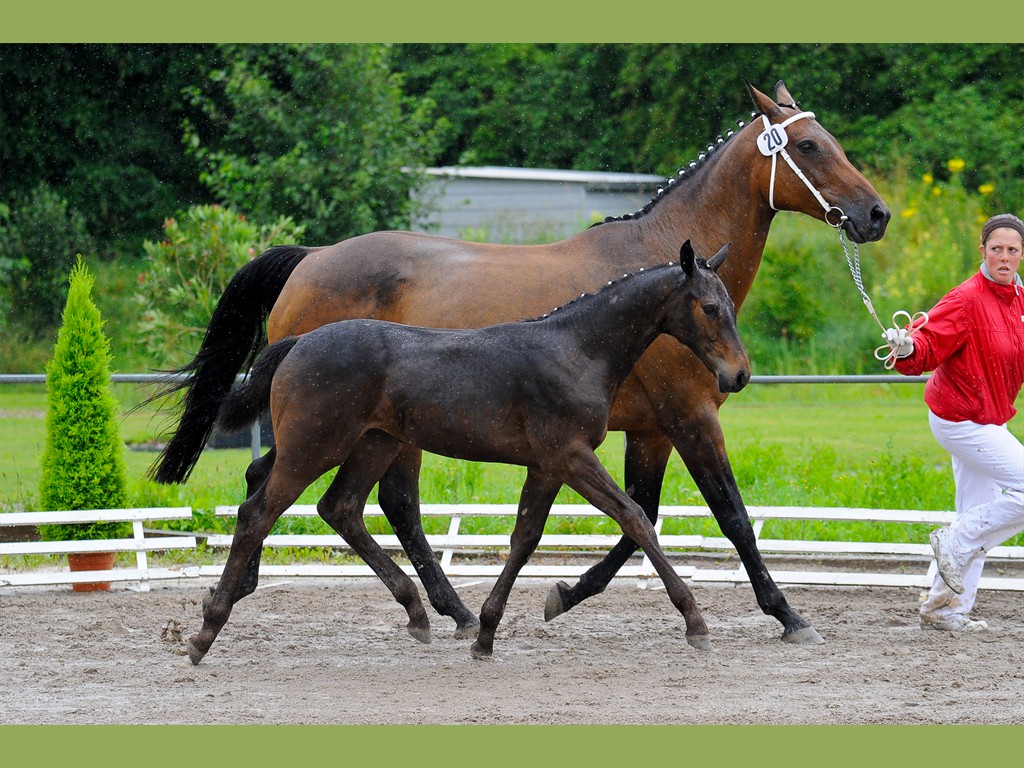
[378,446,479,638]
[202,448,278,612]
[187,468,306,665]
[318,434,432,644]
[546,431,672,621]
[557,443,710,650]
[472,470,562,659]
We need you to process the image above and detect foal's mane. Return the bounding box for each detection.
[591,111,760,228]
[527,260,690,323]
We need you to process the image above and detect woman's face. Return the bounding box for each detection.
[980,227,1023,285]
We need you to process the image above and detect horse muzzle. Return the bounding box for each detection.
[718,368,750,393]
[843,201,891,243]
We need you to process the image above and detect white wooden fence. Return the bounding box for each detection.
[2,503,1021,591]
[0,507,199,590]
[202,503,1023,591]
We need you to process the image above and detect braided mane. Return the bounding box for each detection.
[590,112,761,228]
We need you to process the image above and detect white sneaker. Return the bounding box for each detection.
[930,527,965,595]
[920,613,989,632]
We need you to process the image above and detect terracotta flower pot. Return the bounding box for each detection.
[67,551,116,592]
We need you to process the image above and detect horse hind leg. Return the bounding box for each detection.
[318,434,433,644]
[545,431,672,622]
[378,446,480,638]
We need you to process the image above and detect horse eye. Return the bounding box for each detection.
[796,140,817,154]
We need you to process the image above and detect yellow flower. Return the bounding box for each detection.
[901,207,917,219]
[978,183,995,196]
[922,173,934,185]
[947,158,966,173]
[932,186,942,197]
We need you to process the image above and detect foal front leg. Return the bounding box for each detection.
[472,470,562,659]
[378,446,480,638]
[318,434,433,644]
[559,444,710,650]
[546,430,672,621]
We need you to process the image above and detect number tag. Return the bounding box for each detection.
[757,124,789,156]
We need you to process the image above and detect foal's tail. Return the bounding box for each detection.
[147,245,311,484]
[215,337,300,434]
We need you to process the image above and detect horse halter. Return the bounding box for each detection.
[758,112,847,228]
[757,110,927,365]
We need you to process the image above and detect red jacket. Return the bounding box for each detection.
[894,270,1024,425]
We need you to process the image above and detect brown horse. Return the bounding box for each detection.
[187,243,748,664]
[154,80,889,646]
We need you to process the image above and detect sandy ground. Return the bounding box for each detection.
[2,574,1022,725]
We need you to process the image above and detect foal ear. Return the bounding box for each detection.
[706,242,731,273]
[745,79,784,120]
[679,239,696,276]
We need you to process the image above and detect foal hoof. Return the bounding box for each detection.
[407,624,432,645]
[782,626,826,645]
[544,581,571,622]
[453,617,481,640]
[685,633,712,652]
[186,639,206,666]
[470,642,493,661]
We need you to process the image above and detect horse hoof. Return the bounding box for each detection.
[186,640,206,666]
[782,626,826,645]
[544,581,570,622]
[452,618,481,640]
[407,624,432,644]
[685,633,712,651]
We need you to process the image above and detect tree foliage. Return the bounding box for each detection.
[38,258,129,539]
[182,44,446,245]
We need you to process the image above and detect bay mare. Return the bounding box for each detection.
[154,81,890,646]
[187,243,748,663]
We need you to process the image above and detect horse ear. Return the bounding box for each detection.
[679,240,696,276]
[744,79,784,120]
[707,242,731,272]
[774,80,797,108]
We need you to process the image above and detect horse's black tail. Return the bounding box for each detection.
[147,245,311,484]
[215,337,299,434]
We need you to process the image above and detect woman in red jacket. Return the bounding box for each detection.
[883,213,1024,631]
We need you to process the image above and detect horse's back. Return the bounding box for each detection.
[267,229,638,341]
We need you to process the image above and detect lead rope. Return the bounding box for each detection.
[758,111,926,368]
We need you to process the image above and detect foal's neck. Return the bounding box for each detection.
[551,265,680,378]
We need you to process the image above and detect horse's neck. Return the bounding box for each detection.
[634,143,775,311]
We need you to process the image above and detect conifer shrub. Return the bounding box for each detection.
[38,257,130,541]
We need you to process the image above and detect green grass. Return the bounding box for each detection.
[4,381,1021,549]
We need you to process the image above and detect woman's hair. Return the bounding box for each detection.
[981,213,1024,244]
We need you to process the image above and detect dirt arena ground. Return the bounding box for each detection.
[2,575,1022,725]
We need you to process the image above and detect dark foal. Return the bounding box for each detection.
[187,241,749,664]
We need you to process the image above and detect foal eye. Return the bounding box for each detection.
[701,304,719,318]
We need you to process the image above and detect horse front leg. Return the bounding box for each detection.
[472,470,562,659]
[676,421,824,645]
[378,445,480,638]
[557,444,710,650]
[545,431,672,621]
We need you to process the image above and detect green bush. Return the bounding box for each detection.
[0,183,96,335]
[38,257,129,541]
[133,204,304,369]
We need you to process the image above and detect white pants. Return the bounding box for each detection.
[920,412,1024,620]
